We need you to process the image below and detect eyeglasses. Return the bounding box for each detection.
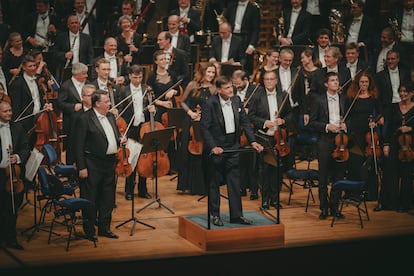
[83,94,93,97]
[263,78,276,81]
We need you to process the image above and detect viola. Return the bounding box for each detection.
[188,105,202,155]
[137,91,170,178]
[115,117,133,177]
[5,145,24,194]
[365,116,381,158]
[274,127,290,157]
[398,116,414,162]
[332,131,349,162]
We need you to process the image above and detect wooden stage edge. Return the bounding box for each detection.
[178,215,285,251]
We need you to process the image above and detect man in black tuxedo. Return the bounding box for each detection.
[208,22,246,67]
[50,15,94,75]
[310,47,352,97]
[308,72,349,220]
[341,42,371,80]
[279,0,312,46]
[224,0,261,74]
[0,100,30,250]
[248,70,294,210]
[9,55,54,148]
[169,0,201,43]
[156,31,189,85]
[118,65,153,200]
[57,62,89,164]
[72,0,100,47]
[75,89,126,241]
[167,15,191,60]
[200,75,263,226]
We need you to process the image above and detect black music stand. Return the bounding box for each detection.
[116,174,155,236]
[166,108,186,181]
[255,134,281,224]
[137,126,175,214]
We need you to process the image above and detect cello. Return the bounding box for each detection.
[398,115,414,162]
[137,91,170,178]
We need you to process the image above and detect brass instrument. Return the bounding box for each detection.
[329,9,345,44]
[276,11,285,45]
[388,17,402,41]
[214,9,227,25]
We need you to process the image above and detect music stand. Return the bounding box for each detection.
[255,134,281,224]
[136,126,175,214]
[116,174,155,236]
[167,108,186,181]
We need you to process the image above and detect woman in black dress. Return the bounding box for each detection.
[116,15,142,67]
[346,71,384,201]
[177,62,217,195]
[376,82,414,212]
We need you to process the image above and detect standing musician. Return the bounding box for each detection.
[75,90,126,241]
[346,71,383,201]
[248,70,294,210]
[0,100,30,250]
[116,15,143,67]
[375,82,414,212]
[3,32,28,86]
[200,75,263,227]
[118,65,153,200]
[50,15,94,74]
[232,69,259,200]
[177,62,217,196]
[57,62,89,165]
[255,48,280,87]
[91,58,122,116]
[168,0,201,43]
[309,72,350,220]
[72,0,100,47]
[9,54,54,148]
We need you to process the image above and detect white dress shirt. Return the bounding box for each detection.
[376,41,395,73]
[131,84,145,126]
[94,109,118,154]
[327,92,340,129]
[71,76,85,99]
[401,8,414,42]
[35,12,49,47]
[0,122,12,168]
[221,36,231,62]
[347,15,363,44]
[318,46,327,68]
[23,73,41,114]
[219,96,235,134]
[70,32,80,64]
[346,60,358,79]
[389,68,401,103]
[104,52,117,79]
[287,8,301,38]
[234,1,248,33]
[266,90,279,135]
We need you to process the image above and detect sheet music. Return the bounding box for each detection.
[126,138,143,170]
[25,148,44,181]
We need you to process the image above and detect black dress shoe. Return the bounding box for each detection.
[373,204,383,212]
[212,216,224,226]
[261,202,269,210]
[319,209,328,220]
[250,193,258,200]
[98,231,119,239]
[334,212,345,219]
[230,216,253,225]
[86,234,98,242]
[125,194,133,200]
[240,189,247,196]
[270,201,283,209]
[5,241,24,250]
[138,193,152,199]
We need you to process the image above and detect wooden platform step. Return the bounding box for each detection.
[178,210,285,251]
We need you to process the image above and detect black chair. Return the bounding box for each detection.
[330,158,371,228]
[37,167,96,251]
[285,118,319,211]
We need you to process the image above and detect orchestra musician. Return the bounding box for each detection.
[116,15,143,67]
[57,62,89,165]
[375,82,414,212]
[177,62,217,195]
[248,70,294,210]
[0,100,30,250]
[118,65,152,200]
[3,32,28,85]
[200,75,263,226]
[168,0,201,43]
[308,72,350,220]
[9,54,54,148]
[75,89,126,241]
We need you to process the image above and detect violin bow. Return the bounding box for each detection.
[14,108,47,123]
[144,79,183,110]
[243,84,260,108]
[276,66,302,119]
[7,145,16,214]
[110,87,149,112]
[14,99,35,122]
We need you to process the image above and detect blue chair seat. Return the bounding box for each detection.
[332,180,366,191]
[55,198,94,210]
[54,164,77,176]
[286,169,318,181]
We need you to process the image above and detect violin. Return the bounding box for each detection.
[188,105,203,155]
[273,95,291,158]
[398,116,414,162]
[115,117,133,177]
[5,145,24,194]
[41,66,59,100]
[332,117,349,162]
[137,91,170,178]
[365,115,382,158]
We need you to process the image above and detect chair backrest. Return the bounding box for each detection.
[42,144,57,164]
[38,166,65,198]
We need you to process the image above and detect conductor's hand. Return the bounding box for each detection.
[251,142,263,153]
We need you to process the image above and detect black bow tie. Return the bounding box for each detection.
[0,122,10,128]
[328,96,337,102]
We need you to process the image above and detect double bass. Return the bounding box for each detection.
[137,91,170,178]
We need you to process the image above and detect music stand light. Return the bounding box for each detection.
[136,126,176,214]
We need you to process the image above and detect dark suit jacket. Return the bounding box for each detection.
[50,32,94,68]
[309,66,352,96]
[20,12,62,45]
[175,33,191,58]
[200,94,256,152]
[208,35,245,65]
[75,109,120,170]
[276,66,306,113]
[344,14,376,52]
[90,54,129,81]
[372,42,410,72]
[281,8,312,45]
[90,79,122,107]
[247,86,294,134]
[0,122,30,190]
[9,76,46,134]
[374,67,410,110]
[168,47,189,85]
[224,1,261,48]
